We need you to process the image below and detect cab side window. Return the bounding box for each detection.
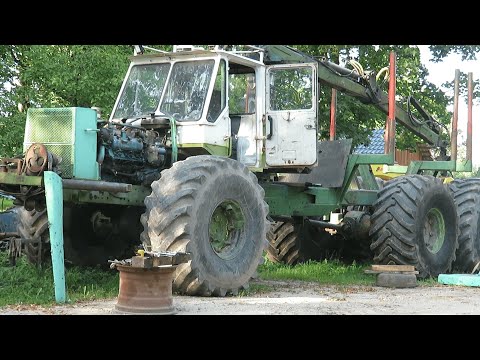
[228,72,256,114]
[206,59,227,122]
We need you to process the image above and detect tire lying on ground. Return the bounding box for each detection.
[449,178,480,273]
[267,219,341,265]
[141,156,269,297]
[369,175,458,278]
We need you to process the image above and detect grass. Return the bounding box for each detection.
[258,258,375,286]
[0,252,119,307]
[0,198,13,212]
[238,283,274,297]
[0,250,441,307]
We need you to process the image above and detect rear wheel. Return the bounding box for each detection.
[449,178,480,272]
[266,219,341,265]
[370,175,458,278]
[17,207,50,265]
[141,156,269,296]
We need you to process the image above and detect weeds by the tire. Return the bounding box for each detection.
[0,252,118,307]
[238,283,274,297]
[258,258,375,286]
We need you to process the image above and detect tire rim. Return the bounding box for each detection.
[209,200,245,260]
[423,208,445,254]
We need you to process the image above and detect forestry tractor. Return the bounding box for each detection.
[0,45,475,296]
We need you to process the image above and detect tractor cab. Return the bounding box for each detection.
[110,45,318,171]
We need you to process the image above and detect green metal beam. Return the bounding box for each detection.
[0,173,43,186]
[348,154,394,165]
[407,160,472,174]
[263,182,379,217]
[263,182,339,217]
[63,185,150,206]
[342,190,378,206]
[358,164,379,190]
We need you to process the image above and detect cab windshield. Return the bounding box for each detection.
[112,60,215,122]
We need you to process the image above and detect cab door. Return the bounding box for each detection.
[265,64,317,167]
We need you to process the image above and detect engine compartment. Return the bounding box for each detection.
[98,124,170,186]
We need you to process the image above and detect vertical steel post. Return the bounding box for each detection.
[467,72,473,162]
[44,171,66,303]
[330,88,337,141]
[452,69,460,162]
[385,51,396,157]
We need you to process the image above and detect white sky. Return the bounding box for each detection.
[418,45,479,167]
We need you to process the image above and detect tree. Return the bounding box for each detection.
[0,45,133,157]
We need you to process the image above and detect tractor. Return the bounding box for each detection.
[0,45,475,296]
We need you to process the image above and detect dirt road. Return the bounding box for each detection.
[2,279,480,315]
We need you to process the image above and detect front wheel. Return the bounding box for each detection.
[370,175,458,278]
[141,156,269,296]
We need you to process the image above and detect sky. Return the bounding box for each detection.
[418,45,479,168]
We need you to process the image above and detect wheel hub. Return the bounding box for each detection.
[423,208,445,254]
[209,200,245,260]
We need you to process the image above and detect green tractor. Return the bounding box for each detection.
[0,45,475,295]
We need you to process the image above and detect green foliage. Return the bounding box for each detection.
[0,45,133,157]
[0,252,118,307]
[258,258,375,285]
[429,45,480,62]
[0,197,13,212]
[453,166,480,179]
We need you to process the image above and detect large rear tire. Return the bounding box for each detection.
[141,156,269,296]
[266,220,341,265]
[449,178,480,272]
[370,175,458,278]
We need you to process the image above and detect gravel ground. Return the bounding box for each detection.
[2,279,480,315]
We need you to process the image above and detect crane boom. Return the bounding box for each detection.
[316,60,447,149]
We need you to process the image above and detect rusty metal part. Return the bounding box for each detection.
[385,51,396,157]
[144,250,191,266]
[131,255,153,268]
[61,179,132,193]
[451,69,460,162]
[329,88,337,140]
[467,72,473,162]
[25,143,49,175]
[1,158,24,174]
[115,264,177,315]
